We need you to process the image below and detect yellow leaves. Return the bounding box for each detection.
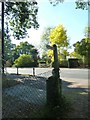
[84,26,90,37]
[85,38,90,43]
[50,24,68,47]
[47,50,54,62]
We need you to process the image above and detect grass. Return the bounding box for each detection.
[34,95,73,119]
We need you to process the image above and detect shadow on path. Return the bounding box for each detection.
[2,73,89,118]
[61,79,88,118]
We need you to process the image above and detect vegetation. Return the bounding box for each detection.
[49,24,69,66]
[40,27,54,53]
[12,42,39,64]
[5,2,39,39]
[4,41,39,67]
[43,95,72,118]
[72,26,90,67]
[49,0,89,10]
[13,54,37,67]
[4,24,16,64]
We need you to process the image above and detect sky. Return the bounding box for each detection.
[0,0,88,54]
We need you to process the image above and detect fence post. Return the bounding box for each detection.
[33,67,35,76]
[16,66,18,75]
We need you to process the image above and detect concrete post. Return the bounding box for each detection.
[46,44,62,106]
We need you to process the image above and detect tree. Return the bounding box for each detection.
[1,1,39,73]
[84,26,90,38]
[4,1,39,40]
[49,24,69,62]
[4,21,16,63]
[70,51,82,59]
[73,38,90,67]
[40,27,54,53]
[12,42,39,66]
[73,39,89,57]
[75,0,89,10]
[50,24,69,47]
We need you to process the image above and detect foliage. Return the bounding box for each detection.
[73,38,90,67]
[61,49,69,59]
[50,24,69,47]
[41,52,52,65]
[5,1,39,40]
[75,0,89,10]
[49,0,64,6]
[47,50,54,62]
[49,24,69,64]
[73,38,89,58]
[12,41,39,65]
[4,22,16,63]
[70,51,82,59]
[84,26,90,38]
[13,54,34,67]
[49,0,89,10]
[59,59,68,67]
[40,27,54,53]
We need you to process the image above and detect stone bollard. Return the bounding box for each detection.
[46,76,60,106]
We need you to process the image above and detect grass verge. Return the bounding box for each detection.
[35,95,73,119]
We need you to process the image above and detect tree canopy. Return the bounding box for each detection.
[4,1,39,40]
[50,24,69,47]
[73,38,89,58]
[12,41,39,61]
[40,27,54,52]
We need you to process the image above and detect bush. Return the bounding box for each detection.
[52,59,68,68]
[59,59,68,68]
[13,54,35,67]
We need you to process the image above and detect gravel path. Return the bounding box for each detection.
[2,73,89,118]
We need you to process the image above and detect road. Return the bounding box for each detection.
[60,68,88,88]
[5,67,88,88]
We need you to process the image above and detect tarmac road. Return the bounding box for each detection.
[6,67,88,88]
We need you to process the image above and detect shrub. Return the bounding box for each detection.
[52,59,68,68]
[13,54,34,67]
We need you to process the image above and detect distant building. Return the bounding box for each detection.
[68,58,79,68]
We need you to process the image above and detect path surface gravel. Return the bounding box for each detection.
[2,73,89,118]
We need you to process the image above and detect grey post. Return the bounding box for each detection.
[46,44,61,106]
[53,44,60,78]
